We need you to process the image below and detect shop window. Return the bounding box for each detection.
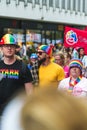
[42,31,46,44]
[26,30,41,46]
[46,31,51,44]
[56,31,63,44]
[45,30,55,45]
[52,31,56,45]
[58,25,64,31]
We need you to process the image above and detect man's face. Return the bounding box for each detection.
[54,55,63,66]
[2,44,16,58]
[70,67,81,78]
[30,58,37,64]
[37,51,47,63]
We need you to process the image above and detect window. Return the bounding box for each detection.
[35,0,39,4]
[46,31,51,44]
[73,0,76,10]
[78,0,80,12]
[62,0,65,9]
[55,0,59,8]
[26,30,41,44]
[49,0,53,7]
[27,0,32,3]
[83,0,85,12]
[42,31,46,44]
[56,31,63,39]
[42,0,47,5]
[19,0,24,2]
[67,0,70,10]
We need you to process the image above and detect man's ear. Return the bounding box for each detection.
[46,54,50,58]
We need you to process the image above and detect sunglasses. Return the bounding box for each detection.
[37,51,45,55]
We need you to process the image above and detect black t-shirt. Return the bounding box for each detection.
[0,60,33,105]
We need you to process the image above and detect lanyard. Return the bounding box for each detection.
[68,76,82,94]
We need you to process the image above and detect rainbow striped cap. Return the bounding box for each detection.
[69,59,83,70]
[38,45,52,57]
[0,34,18,47]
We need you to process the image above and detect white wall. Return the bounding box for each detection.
[0,0,87,26]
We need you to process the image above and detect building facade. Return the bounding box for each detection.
[0,0,87,45]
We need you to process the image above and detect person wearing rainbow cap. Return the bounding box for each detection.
[37,45,65,88]
[58,58,87,97]
[0,34,33,115]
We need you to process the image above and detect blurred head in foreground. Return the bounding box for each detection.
[21,88,87,130]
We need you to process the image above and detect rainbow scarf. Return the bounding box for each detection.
[68,75,82,94]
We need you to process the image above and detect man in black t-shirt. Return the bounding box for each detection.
[0,34,33,114]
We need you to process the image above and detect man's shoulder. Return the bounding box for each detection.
[51,62,63,69]
[15,60,27,72]
[16,59,26,65]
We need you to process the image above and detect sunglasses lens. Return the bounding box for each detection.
[37,52,43,55]
[39,52,42,55]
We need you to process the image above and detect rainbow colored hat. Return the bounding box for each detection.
[0,34,18,47]
[38,45,52,57]
[69,59,83,70]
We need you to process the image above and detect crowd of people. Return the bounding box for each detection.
[1,88,87,130]
[1,33,87,130]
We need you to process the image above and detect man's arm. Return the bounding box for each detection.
[24,82,33,95]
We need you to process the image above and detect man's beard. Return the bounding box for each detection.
[39,57,46,66]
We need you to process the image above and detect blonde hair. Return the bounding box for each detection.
[54,52,65,66]
[21,88,87,130]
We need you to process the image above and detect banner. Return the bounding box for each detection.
[84,26,87,31]
[64,26,87,49]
